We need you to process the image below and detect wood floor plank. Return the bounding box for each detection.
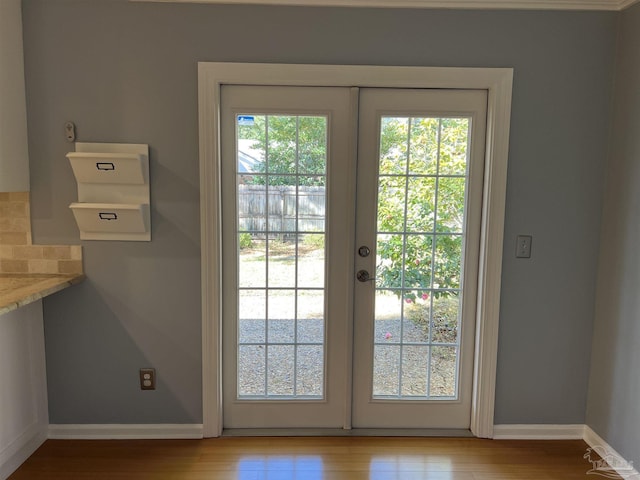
[8,437,620,479]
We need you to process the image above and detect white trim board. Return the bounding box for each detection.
[198,63,513,438]
[0,427,47,480]
[619,0,640,8]
[493,424,586,440]
[133,0,640,12]
[584,426,640,480]
[495,424,639,479]
[48,424,204,440]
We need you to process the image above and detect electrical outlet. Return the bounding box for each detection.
[139,368,156,390]
[516,235,532,258]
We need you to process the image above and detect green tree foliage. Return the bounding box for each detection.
[238,115,326,186]
[237,113,469,298]
[376,117,469,300]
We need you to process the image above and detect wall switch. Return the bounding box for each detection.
[516,235,532,258]
[139,368,156,390]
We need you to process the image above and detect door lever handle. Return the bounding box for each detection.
[356,270,376,283]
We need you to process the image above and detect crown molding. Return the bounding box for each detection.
[619,0,640,9]
[132,0,640,12]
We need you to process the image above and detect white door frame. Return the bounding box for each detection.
[198,62,513,438]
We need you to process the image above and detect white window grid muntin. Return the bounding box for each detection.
[372,115,472,401]
[236,113,329,400]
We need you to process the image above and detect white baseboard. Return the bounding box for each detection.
[0,425,47,480]
[583,425,640,479]
[48,424,204,440]
[493,424,639,479]
[5,422,639,480]
[493,424,585,440]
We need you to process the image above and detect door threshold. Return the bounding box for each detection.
[222,428,474,437]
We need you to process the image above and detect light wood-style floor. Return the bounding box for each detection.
[9,437,616,479]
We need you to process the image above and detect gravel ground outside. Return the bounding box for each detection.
[237,243,458,399]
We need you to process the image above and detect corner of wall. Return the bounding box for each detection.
[0,301,49,480]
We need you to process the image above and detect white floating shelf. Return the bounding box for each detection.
[67,143,151,241]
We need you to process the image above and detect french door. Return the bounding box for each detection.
[352,88,486,428]
[221,85,487,430]
[221,86,353,428]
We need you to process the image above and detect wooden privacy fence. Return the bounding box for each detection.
[238,184,326,234]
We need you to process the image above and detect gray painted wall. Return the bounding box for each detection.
[0,0,29,192]
[587,2,640,466]
[22,0,616,425]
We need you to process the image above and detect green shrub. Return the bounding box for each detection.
[303,233,325,250]
[238,233,253,249]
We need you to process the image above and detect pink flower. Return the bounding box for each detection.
[405,298,413,304]
[385,332,392,340]
[422,293,429,300]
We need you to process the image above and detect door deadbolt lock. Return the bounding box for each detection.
[358,246,371,257]
[356,269,376,282]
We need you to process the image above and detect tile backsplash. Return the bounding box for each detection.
[0,192,83,274]
[0,191,31,245]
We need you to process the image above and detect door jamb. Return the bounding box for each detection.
[198,62,513,439]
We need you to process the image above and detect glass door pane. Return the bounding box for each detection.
[236,114,327,400]
[373,116,469,400]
